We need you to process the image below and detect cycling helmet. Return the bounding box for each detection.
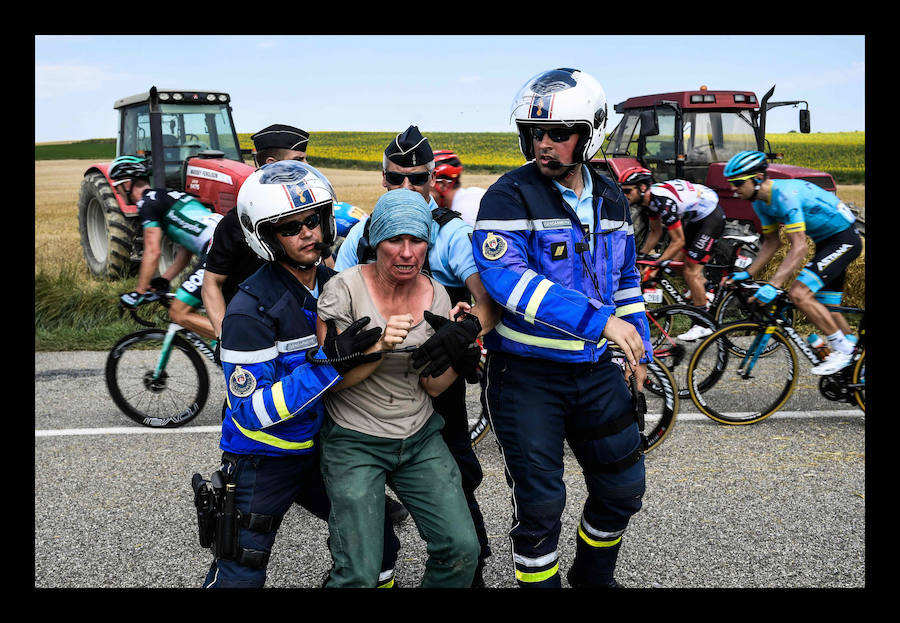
[510,67,608,163]
[724,150,768,180]
[109,155,150,185]
[618,166,654,186]
[237,160,337,265]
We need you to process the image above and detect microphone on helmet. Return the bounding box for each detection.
[546,159,579,170]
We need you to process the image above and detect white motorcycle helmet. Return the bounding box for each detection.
[237,160,337,265]
[510,67,608,164]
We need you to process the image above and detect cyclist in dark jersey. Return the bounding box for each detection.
[110,156,221,341]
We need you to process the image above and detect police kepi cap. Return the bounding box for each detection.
[251,124,310,151]
[384,125,433,167]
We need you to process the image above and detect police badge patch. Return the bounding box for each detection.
[229,365,257,397]
[482,232,508,260]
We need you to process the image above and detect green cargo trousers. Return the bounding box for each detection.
[320,412,479,588]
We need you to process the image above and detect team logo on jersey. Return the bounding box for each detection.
[229,365,257,398]
[529,94,554,119]
[482,232,508,260]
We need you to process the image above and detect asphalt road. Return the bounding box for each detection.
[35,351,866,589]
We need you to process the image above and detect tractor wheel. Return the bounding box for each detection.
[78,172,138,279]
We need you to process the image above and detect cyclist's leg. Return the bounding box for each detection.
[683,210,725,308]
[792,228,862,356]
[171,263,216,340]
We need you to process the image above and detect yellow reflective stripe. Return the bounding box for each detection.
[615,302,646,317]
[783,222,806,233]
[231,418,314,450]
[495,322,594,351]
[524,279,553,325]
[515,562,559,583]
[377,578,394,588]
[761,224,779,233]
[578,524,622,548]
[271,381,291,420]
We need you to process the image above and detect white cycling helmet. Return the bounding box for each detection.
[510,67,608,163]
[237,160,337,264]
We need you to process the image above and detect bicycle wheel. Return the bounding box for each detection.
[851,349,865,412]
[106,329,210,427]
[686,322,798,425]
[647,304,725,400]
[641,358,679,452]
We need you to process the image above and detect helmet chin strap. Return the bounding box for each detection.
[275,242,328,271]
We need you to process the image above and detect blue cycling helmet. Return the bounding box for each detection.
[724,150,768,180]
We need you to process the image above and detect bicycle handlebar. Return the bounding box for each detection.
[118,291,174,328]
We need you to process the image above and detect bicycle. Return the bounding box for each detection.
[684,282,865,425]
[105,291,219,428]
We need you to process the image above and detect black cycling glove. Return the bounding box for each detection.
[411,310,482,379]
[312,316,383,376]
[149,276,171,292]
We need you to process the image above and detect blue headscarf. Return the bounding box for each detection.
[368,189,432,251]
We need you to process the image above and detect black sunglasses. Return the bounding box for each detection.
[273,212,321,236]
[532,126,578,142]
[384,170,432,186]
[728,178,752,187]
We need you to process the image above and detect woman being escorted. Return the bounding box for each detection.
[316,188,480,588]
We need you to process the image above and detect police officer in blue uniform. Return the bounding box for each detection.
[471,68,651,588]
[333,126,498,587]
[200,160,400,588]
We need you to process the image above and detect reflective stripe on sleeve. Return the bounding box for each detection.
[524,279,553,325]
[221,345,279,364]
[615,302,646,317]
[495,321,595,351]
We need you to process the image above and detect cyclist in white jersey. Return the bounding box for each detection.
[620,168,725,340]
[429,149,486,228]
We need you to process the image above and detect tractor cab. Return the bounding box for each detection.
[114,87,247,190]
[592,85,833,235]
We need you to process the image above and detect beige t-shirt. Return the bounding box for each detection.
[317,264,452,439]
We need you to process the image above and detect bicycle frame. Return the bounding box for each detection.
[735,286,864,376]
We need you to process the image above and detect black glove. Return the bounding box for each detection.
[454,343,482,384]
[319,316,383,375]
[149,276,170,293]
[411,310,482,379]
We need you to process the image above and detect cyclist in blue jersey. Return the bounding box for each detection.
[724,151,863,375]
[200,160,400,588]
[110,155,221,341]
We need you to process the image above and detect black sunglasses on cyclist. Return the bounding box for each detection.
[273,212,321,236]
[532,126,579,142]
[728,176,755,187]
[384,170,432,186]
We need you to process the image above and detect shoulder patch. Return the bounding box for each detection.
[229,365,257,398]
[481,232,508,260]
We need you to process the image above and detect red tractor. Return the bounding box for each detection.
[77,86,256,278]
[590,84,858,246]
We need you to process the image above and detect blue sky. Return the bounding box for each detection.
[34,34,865,143]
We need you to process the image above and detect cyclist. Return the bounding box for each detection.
[429,148,486,228]
[723,150,862,375]
[333,126,498,587]
[472,68,650,588]
[110,155,221,341]
[620,167,725,341]
[201,160,400,588]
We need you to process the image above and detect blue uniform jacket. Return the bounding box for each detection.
[472,162,651,364]
[218,262,341,456]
